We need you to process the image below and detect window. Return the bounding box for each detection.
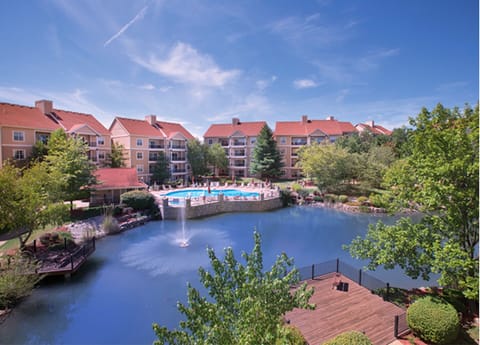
[97,137,105,145]
[13,131,24,142]
[136,152,143,160]
[136,138,143,146]
[98,151,106,160]
[250,137,256,145]
[208,139,213,145]
[13,149,25,160]
[136,165,144,173]
[37,133,49,144]
[280,137,286,145]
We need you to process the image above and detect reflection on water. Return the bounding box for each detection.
[121,228,232,276]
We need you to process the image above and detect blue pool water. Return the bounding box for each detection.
[165,188,259,198]
[0,206,431,344]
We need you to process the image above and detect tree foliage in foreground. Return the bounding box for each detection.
[150,151,170,184]
[153,232,315,345]
[105,142,126,168]
[207,143,228,176]
[187,139,209,179]
[250,125,283,179]
[0,163,68,248]
[347,103,479,300]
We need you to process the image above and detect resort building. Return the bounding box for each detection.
[274,115,357,179]
[203,118,267,178]
[0,100,111,167]
[109,115,194,184]
[355,120,393,135]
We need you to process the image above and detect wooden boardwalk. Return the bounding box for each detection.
[286,273,405,345]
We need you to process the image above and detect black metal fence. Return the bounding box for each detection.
[394,313,409,338]
[296,258,410,339]
[297,258,390,295]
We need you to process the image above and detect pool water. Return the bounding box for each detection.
[165,188,259,198]
[0,206,431,344]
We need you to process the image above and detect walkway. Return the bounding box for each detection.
[286,273,405,345]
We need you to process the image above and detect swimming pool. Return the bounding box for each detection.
[165,188,259,198]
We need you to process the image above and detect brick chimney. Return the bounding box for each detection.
[367,120,375,127]
[326,115,335,121]
[35,100,53,114]
[232,117,240,125]
[301,115,308,124]
[145,115,157,125]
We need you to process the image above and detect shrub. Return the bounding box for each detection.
[313,196,324,202]
[277,325,307,345]
[291,183,302,192]
[323,330,373,345]
[357,196,368,204]
[0,255,43,308]
[120,190,156,211]
[279,189,293,207]
[407,296,459,344]
[338,195,349,203]
[368,193,389,209]
[324,194,337,203]
[298,189,310,199]
[102,214,120,235]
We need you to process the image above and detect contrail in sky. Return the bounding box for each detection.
[104,5,149,47]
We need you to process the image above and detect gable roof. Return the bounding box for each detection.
[52,109,110,136]
[155,121,195,140]
[356,123,393,135]
[274,118,357,136]
[93,168,147,190]
[0,101,109,136]
[111,117,195,140]
[0,102,60,131]
[204,121,267,138]
[113,117,163,137]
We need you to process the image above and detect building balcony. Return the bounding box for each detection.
[170,144,186,150]
[171,169,187,174]
[231,141,246,146]
[171,158,187,162]
[149,144,164,149]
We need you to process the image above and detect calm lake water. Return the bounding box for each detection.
[0,206,429,345]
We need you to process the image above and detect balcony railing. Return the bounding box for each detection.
[171,169,186,173]
[231,151,246,157]
[149,144,164,149]
[291,139,307,146]
[232,140,246,146]
[171,157,186,162]
[170,144,186,149]
[89,142,97,147]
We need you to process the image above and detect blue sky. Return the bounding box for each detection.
[0,0,478,138]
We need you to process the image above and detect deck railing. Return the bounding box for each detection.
[296,258,410,339]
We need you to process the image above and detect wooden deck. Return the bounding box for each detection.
[286,273,405,345]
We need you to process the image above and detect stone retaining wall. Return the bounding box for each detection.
[159,193,283,220]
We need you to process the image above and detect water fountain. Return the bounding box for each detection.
[177,199,190,248]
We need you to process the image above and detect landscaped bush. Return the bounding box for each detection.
[338,195,349,203]
[357,196,368,204]
[70,206,104,220]
[368,193,389,209]
[291,183,302,192]
[277,325,307,345]
[313,195,324,202]
[0,255,43,308]
[120,190,156,211]
[102,214,120,235]
[322,330,373,345]
[279,189,293,206]
[407,296,460,344]
[324,194,338,203]
[298,189,310,199]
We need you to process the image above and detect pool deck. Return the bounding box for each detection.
[286,273,405,345]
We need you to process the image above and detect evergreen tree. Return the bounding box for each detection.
[105,142,126,168]
[250,125,283,179]
[150,152,170,184]
[187,139,209,179]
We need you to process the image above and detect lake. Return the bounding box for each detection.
[0,206,429,345]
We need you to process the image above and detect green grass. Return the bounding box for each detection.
[0,225,60,254]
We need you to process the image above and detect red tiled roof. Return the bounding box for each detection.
[356,123,392,135]
[0,102,59,130]
[274,119,357,136]
[155,121,195,140]
[113,117,162,137]
[93,168,147,190]
[53,109,110,136]
[204,121,267,137]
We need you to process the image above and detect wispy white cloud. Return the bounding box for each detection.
[293,79,318,89]
[139,83,155,90]
[132,42,241,88]
[104,5,149,47]
[435,81,468,92]
[335,88,350,102]
[256,75,277,91]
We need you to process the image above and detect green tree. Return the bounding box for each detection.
[358,145,396,189]
[347,103,479,299]
[105,142,126,168]
[44,129,97,211]
[187,139,209,178]
[150,151,170,184]
[0,163,68,249]
[153,232,314,345]
[297,144,357,193]
[207,143,228,176]
[29,140,48,164]
[250,125,283,179]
